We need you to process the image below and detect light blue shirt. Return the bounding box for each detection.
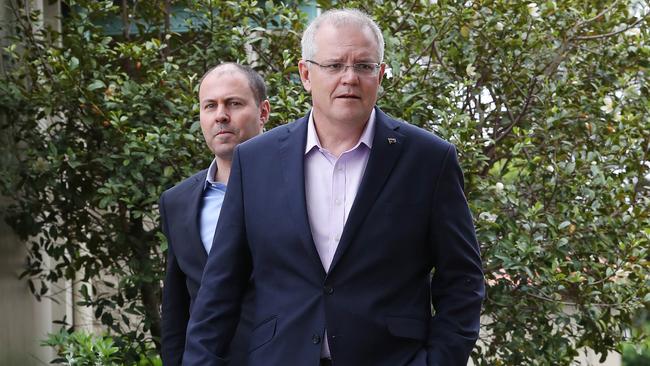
[200,159,226,254]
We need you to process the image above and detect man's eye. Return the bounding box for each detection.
[204,103,215,109]
[356,63,374,71]
[229,101,242,106]
[324,63,344,71]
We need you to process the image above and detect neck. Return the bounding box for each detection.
[214,157,231,184]
[313,112,367,157]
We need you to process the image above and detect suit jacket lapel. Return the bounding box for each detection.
[279,114,327,278]
[183,169,209,265]
[329,109,406,273]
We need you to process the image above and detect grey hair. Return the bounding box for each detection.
[301,8,385,63]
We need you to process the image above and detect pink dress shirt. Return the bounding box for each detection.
[304,108,376,358]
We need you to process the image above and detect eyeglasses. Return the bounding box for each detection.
[305,60,381,76]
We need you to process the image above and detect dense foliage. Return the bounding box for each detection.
[621,313,650,365]
[44,328,161,366]
[1,0,648,364]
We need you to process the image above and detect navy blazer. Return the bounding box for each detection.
[183,108,485,366]
[159,170,253,365]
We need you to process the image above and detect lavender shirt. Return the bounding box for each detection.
[304,108,376,358]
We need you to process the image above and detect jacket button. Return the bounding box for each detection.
[312,334,321,344]
[324,286,334,295]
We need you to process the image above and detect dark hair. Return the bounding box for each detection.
[198,63,267,105]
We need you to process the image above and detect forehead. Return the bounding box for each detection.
[199,68,254,101]
[314,23,379,60]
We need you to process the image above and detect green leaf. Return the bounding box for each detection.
[163,166,174,177]
[88,80,106,91]
[69,56,80,70]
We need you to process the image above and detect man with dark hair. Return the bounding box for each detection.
[184,9,484,366]
[159,63,270,365]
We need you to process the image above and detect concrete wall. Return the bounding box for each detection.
[577,348,622,366]
[0,198,67,366]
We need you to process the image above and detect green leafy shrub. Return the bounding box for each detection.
[1,0,649,364]
[621,314,650,366]
[43,328,161,366]
[622,343,650,366]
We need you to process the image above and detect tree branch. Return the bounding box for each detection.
[576,14,649,41]
[573,0,623,30]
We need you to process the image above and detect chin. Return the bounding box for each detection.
[212,145,235,157]
[339,110,368,122]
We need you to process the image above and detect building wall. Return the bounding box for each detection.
[0,198,67,366]
[577,348,622,366]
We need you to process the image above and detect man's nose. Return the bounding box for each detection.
[340,66,359,84]
[215,104,229,123]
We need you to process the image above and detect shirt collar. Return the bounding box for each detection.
[204,158,219,189]
[305,108,376,155]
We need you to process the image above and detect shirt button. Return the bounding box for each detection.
[312,334,321,344]
[335,198,342,205]
[324,286,334,295]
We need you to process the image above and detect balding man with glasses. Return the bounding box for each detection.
[184,9,485,366]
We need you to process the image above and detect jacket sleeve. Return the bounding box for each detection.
[160,192,191,366]
[183,147,253,366]
[426,144,485,366]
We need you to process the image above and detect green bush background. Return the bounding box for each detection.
[1,0,648,365]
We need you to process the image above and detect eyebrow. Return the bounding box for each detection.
[322,58,377,63]
[200,96,246,105]
[321,57,345,63]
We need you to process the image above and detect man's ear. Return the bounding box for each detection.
[377,63,386,85]
[259,99,271,127]
[298,60,312,92]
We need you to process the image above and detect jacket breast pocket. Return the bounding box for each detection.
[248,316,277,352]
[385,316,428,341]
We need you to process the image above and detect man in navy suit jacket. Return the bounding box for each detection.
[159,63,270,365]
[184,9,484,366]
